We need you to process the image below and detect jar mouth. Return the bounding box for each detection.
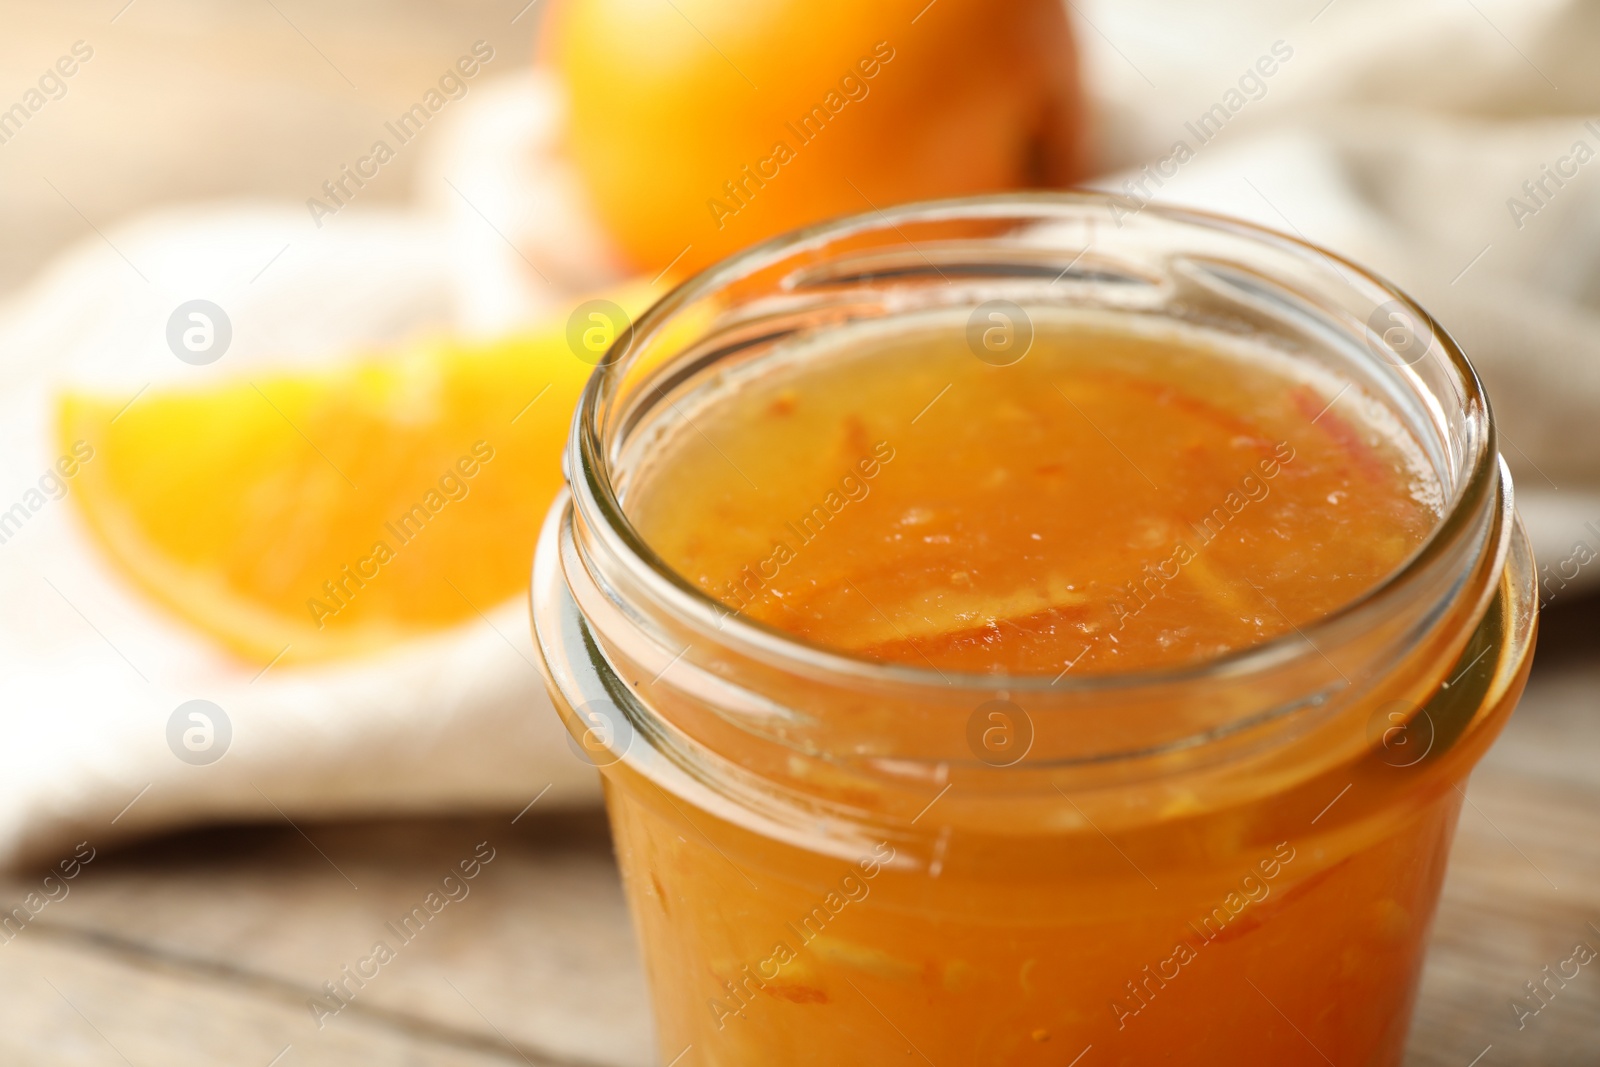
[568,191,1502,696]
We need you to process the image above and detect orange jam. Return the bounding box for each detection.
[536,201,1536,1067]
[630,317,1440,674]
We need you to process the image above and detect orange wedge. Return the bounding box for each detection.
[58,286,654,666]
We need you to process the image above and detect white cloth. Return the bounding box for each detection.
[0,77,603,867]
[1,0,1597,864]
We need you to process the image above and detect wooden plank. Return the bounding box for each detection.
[0,930,548,1066]
[0,812,652,1067]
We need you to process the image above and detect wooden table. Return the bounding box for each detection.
[2,594,1597,1065]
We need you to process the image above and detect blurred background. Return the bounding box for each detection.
[1,1,519,290]
[1,0,1597,1063]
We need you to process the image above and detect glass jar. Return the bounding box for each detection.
[530,194,1537,1066]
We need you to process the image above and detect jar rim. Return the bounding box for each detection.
[567,190,1501,695]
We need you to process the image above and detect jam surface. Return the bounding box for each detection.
[628,313,1440,674]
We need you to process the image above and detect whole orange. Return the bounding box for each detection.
[543,0,1089,275]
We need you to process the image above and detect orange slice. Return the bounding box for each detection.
[58,286,654,666]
